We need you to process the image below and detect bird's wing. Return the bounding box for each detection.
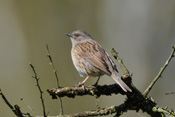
[105,52,118,73]
[76,40,113,75]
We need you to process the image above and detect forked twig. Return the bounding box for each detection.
[29,63,47,117]
[0,89,24,117]
[143,45,175,96]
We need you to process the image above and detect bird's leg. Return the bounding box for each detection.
[75,76,89,87]
[93,76,100,86]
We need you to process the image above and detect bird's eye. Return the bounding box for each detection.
[74,34,80,37]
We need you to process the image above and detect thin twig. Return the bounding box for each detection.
[111,48,130,78]
[165,92,175,95]
[0,89,24,117]
[46,44,64,115]
[143,45,175,96]
[46,44,59,88]
[29,63,47,117]
[21,97,36,115]
[70,106,117,116]
[111,48,133,90]
[152,106,175,116]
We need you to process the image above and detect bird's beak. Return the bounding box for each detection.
[65,33,73,37]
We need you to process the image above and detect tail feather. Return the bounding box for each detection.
[111,73,132,92]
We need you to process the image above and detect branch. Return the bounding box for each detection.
[46,44,64,115]
[69,90,163,117]
[143,45,175,96]
[111,48,133,90]
[21,97,36,115]
[165,92,175,95]
[47,47,175,116]
[111,48,130,78]
[152,107,175,116]
[0,89,25,117]
[30,63,47,117]
[70,103,175,117]
[46,44,60,88]
[47,84,125,98]
[70,106,117,116]
[47,84,164,116]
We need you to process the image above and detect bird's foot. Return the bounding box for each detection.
[92,82,98,87]
[75,82,85,89]
[75,82,84,87]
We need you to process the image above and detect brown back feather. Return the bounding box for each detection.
[76,40,114,75]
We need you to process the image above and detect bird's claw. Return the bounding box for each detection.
[92,82,98,87]
[75,82,84,87]
[74,82,85,91]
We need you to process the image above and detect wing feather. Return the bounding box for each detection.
[76,40,112,75]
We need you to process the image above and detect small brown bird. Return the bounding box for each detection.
[66,30,132,92]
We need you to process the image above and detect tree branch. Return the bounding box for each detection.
[152,106,175,116]
[47,84,125,98]
[143,45,175,96]
[70,106,117,117]
[0,89,25,117]
[47,47,175,116]
[1,45,174,117]
[46,44,60,88]
[46,44,64,115]
[165,92,175,95]
[111,48,130,78]
[69,97,162,117]
[47,83,165,117]
[30,63,47,117]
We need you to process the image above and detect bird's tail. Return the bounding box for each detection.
[111,73,132,92]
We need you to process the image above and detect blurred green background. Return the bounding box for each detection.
[0,0,175,117]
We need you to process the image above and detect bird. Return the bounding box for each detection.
[65,30,132,92]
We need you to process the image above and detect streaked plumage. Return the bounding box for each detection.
[66,30,132,92]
